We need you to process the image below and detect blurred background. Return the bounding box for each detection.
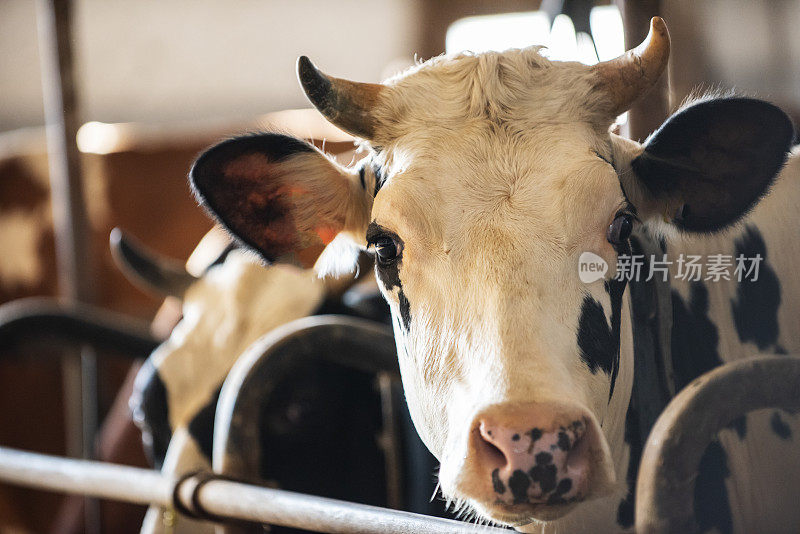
[0,1,799,532]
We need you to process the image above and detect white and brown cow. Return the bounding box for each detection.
[111,231,326,532]
[189,18,800,533]
[114,230,398,533]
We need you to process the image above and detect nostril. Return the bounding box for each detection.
[476,421,507,467]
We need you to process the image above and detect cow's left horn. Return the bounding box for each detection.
[591,16,670,116]
[110,228,197,299]
[297,56,383,139]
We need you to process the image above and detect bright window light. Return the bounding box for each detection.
[446,12,551,55]
[590,5,626,62]
[446,6,624,64]
[445,6,627,124]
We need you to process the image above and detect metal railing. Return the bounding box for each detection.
[0,446,505,534]
[635,355,800,534]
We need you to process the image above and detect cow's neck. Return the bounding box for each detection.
[543,149,800,533]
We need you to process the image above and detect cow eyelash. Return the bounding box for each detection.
[367,235,403,266]
[366,224,403,266]
[608,207,638,246]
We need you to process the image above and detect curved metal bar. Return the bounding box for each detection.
[213,315,399,478]
[0,297,160,358]
[635,355,800,534]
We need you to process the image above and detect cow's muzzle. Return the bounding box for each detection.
[458,401,616,523]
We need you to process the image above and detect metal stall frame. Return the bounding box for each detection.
[0,446,507,534]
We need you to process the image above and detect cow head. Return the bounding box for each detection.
[111,230,326,465]
[189,17,794,527]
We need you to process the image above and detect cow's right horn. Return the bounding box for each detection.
[297,56,384,139]
[110,228,197,299]
[591,16,670,116]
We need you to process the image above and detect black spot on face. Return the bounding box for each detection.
[512,433,520,441]
[398,290,411,332]
[492,468,506,494]
[509,470,531,504]
[557,431,571,451]
[730,225,782,351]
[770,411,792,440]
[368,222,411,331]
[529,428,542,441]
[131,361,172,468]
[187,387,221,460]
[671,282,722,390]
[530,462,557,494]
[555,478,572,496]
[529,451,557,495]
[577,297,614,375]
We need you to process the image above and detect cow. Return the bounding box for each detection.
[187,17,800,533]
[110,231,327,532]
[112,230,405,533]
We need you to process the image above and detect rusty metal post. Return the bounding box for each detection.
[35,0,99,530]
[617,0,670,141]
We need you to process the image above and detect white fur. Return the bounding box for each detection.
[138,251,326,534]
[152,250,325,430]
[303,47,800,532]
[344,48,636,530]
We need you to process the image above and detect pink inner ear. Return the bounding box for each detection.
[219,150,346,267]
[224,152,274,181]
[314,226,338,245]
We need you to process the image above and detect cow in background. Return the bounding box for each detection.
[189,17,800,533]
[112,229,398,533]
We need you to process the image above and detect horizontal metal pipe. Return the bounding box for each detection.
[0,446,171,506]
[0,446,505,533]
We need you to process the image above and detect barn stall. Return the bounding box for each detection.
[0,1,799,533]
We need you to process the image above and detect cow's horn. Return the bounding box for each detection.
[592,17,670,116]
[297,56,383,139]
[110,228,197,299]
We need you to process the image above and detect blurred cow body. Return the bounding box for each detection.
[113,234,325,532]
[114,231,401,533]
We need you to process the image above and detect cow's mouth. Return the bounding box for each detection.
[474,498,582,526]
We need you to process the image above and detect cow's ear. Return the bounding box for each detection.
[190,133,370,272]
[623,97,795,232]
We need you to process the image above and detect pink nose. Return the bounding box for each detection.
[472,403,600,506]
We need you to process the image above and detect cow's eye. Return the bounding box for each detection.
[607,213,633,245]
[372,235,401,265]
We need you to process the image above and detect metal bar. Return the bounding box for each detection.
[635,355,800,534]
[377,371,403,510]
[35,0,92,303]
[35,0,97,461]
[0,446,506,534]
[35,2,99,529]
